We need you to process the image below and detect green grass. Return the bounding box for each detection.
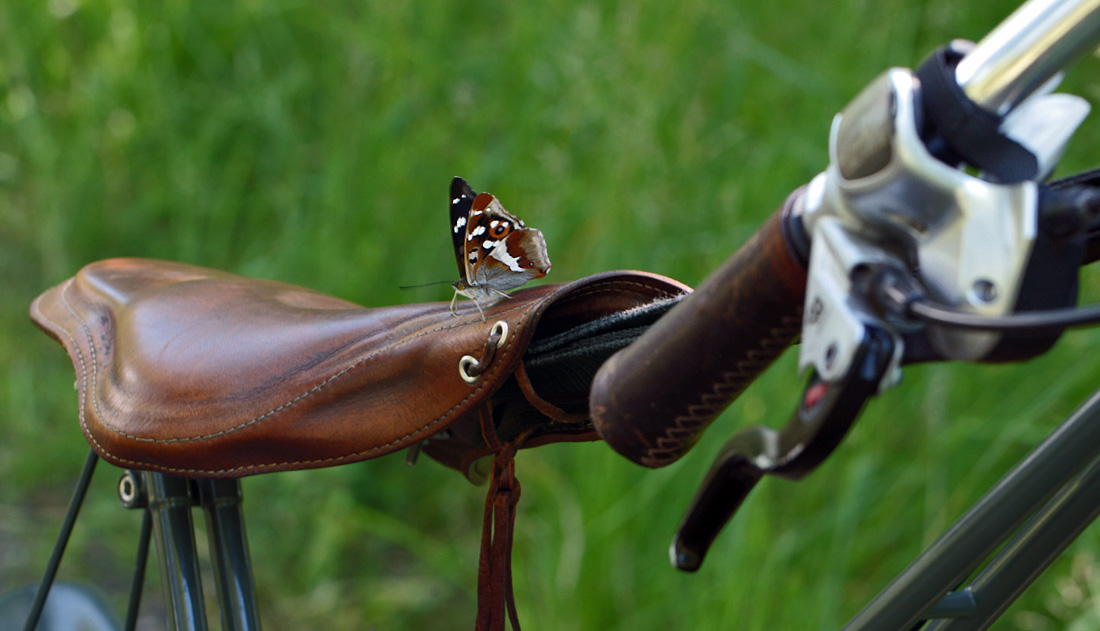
[3,0,1100,629]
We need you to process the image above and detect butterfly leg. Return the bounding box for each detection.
[450,290,487,321]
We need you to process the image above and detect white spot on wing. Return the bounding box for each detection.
[453,216,466,233]
[489,243,525,272]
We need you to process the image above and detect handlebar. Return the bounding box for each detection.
[589,191,809,467]
[588,0,1100,572]
[590,0,1100,471]
[955,0,1100,114]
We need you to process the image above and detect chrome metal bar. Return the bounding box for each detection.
[145,473,208,631]
[197,478,262,631]
[955,0,1100,114]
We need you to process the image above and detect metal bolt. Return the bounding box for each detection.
[117,470,146,509]
[972,279,998,303]
[808,297,825,325]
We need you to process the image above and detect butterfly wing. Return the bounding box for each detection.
[449,177,551,306]
[449,177,478,282]
[464,193,524,284]
[474,228,551,292]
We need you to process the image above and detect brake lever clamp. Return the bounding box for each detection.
[800,54,1089,362]
[798,216,906,390]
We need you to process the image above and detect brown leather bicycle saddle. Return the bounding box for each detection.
[30,258,689,478]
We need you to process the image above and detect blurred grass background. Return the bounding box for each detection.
[3,0,1100,629]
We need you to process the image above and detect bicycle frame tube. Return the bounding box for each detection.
[843,385,1100,630]
[196,479,262,631]
[925,450,1100,630]
[145,473,209,631]
[144,473,261,631]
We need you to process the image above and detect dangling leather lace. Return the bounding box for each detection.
[475,404,530,631]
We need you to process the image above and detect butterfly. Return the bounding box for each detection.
[449,177,551,319]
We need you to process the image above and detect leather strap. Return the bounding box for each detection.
[514,361,588,424]
[476,405,530,631]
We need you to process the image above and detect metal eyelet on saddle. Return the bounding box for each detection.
[459,321,509,384]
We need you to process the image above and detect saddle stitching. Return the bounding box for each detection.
[31,280,109,464]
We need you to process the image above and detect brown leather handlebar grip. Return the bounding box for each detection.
[590,189,809,467]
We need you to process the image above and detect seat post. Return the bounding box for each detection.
[143,472,208,631]
[195,478,262,631]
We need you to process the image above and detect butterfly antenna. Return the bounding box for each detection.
[399,280,455,290]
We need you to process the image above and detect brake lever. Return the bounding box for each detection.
[670,324,896,572]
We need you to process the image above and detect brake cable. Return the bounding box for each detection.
[907,300,1100,333]
[869,266,1100,333]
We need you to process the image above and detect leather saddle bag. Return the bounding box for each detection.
[31,257,689,629]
